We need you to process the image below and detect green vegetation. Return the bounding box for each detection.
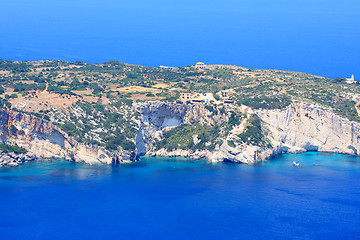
[228,140,236,148]
[10,125,18,135]
[0,97,11,109]
[13,82,46,92]
[1,59,359,124]
[54,101,138,152]
[156,123,221,151]
[0,60,30,73]
[61,122,81,137]
[236,95,291,110]
[105,136,135,151]
[47,84,76,96]
[228,111,241,127]
[238,115,272,148]
[1,59,360,155]
[0,144,27,154]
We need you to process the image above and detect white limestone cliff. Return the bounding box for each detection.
[136,101,360,163]
[256,102,360,156]
[0,109,134,165]
[2,100,360,166]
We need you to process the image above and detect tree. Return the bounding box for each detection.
[333,78,346,83]
[10,125,18,135]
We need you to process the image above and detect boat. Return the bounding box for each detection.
[293,161,300,166]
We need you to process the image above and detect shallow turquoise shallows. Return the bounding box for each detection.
[0,152,359,239]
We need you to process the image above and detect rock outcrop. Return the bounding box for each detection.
[134,101,264,163]
[135,101,227,156]
[0,152,36,167]
[256,102,360,157]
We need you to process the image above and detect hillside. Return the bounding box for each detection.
[0,59,359,165]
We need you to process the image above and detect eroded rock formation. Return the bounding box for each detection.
[1,100,360,166]
[256,102,360,156]
[0,109,135,165]
[135,101,360,163]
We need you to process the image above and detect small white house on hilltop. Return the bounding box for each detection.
[346,75,355,84]
[195,62,206,69]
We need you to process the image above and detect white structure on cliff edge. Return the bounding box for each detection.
[346,75,355,84]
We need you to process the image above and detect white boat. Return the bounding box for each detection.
[293,161,300,166]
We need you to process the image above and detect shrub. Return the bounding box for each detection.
[238,115,271,148]
[237,95,291,109]
[228,140,236,148]
[156,123,220,151]
[61,123,81,137]
[105,136,135,151]
[10,125,18,135]
[18,130,25,135]
[0,144,27,154]
[228,112,241,127]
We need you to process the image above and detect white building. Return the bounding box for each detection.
[195,62,206,69]
[346,75,355,84]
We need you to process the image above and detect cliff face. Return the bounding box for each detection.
[135,101,227,156]
[136,101,360,163]
[2,100,360,166]
[134,101,261,163]
[0,109,131,165]
[256,102,360,156]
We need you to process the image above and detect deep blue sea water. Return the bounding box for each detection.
[1,0,360,78]
[0,152,359,240]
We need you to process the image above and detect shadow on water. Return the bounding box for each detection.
[320,198,360,207]
[274,188,311,198]
[0,175,42,181]
[119,161,150,168]
[153,166,199,174]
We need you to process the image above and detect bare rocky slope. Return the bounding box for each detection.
[1,100,360,166]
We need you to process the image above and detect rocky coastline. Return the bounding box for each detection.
[0,152,36,167]
[136,101,360,163]
[1,100,360,167]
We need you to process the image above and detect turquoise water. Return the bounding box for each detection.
[0,152,359,239]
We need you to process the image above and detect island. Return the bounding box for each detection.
[0,59,359,167]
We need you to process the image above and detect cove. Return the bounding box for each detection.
[0,152,359,239]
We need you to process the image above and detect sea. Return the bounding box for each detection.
[1,2,360,238]
[0,152,359,240]
[1,0,360,79]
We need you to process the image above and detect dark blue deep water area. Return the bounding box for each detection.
[1,0,360,78]
[0,152,359,240]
